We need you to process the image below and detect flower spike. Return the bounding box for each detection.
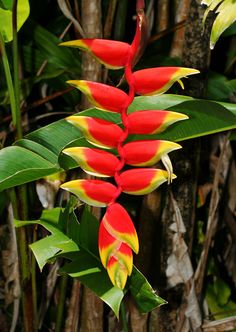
[133,67,199,95]
[60,2,196,290]
[66,116,123,149]
[60,179,117,207]
[67,80,128,113]
[60,39,131,69]
[127,110,188,135]
[62,147,120,177]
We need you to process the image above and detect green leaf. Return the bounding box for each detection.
[129,267,166,313]
[60,251,124,317]
[207,72,234,101]
[0,146,60,192]
[1,95,235,191]
[16,205,166,316]
[15,208,79,270]
[27,20,81,70]
[16,206,124,316]
[206,277,236,319]
[0,0,30,42]
[202,0,236,48]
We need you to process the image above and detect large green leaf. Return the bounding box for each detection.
[1,95,235,191]
[0,0,30,42]
[26,20,81,71]
[16,205,165,316]
[202,0,236,48]
[0,146,60,192]
[129,267,166,312]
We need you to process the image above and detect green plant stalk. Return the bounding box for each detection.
[55,275,68,332]
[11,1,37,331]
[12,3,22,139]
[31,226,38,330]
[120,301,130,332]
[0,32,17,125]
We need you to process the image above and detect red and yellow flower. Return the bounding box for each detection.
[60,2,198,289]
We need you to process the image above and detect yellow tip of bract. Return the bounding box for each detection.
[59,39,87,49]
[66,80,88,92]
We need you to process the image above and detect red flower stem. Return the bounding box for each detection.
[109,14,142,205]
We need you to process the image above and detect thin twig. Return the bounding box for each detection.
[194,133,231,296]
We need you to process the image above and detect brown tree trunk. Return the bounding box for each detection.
[155,1,213,331]
[79,3,104,331]
[81,0,102,108]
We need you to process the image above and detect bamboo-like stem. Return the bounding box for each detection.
[55,275,68,332]
[12,0,22,139]
[11,1,37,331]
[0,32,17,125]
[120,301,130,332]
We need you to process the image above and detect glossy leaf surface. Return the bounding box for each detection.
[0,0,30,42]
[16,205,165,316]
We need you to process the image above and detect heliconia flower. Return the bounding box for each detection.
[60,39,131,69]
[127,110,188,135]
[67,80,128,113]
[62,147,120,177]
[66,116,123,149]
[107,255,129,290]
[102,203,139,253]
[119,168,176,195]
[99,221,133,289]
[60,179,117,207]
[98,221,120,267]
[123,140,181,166]
[133,67,199,95]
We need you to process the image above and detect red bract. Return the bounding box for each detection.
[60,39,131,69]
[123,140,181,166]
[61,2,197,289]
[62,147,120,177]
[60,179,117,207]
[66,116,123,149]
[133,67,199,95]
[67,80,128,113]
[127,110,188,134]
[119,168,175,195]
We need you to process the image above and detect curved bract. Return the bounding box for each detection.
[62,147,120,177]
[66,116,123,149]
[60,39,131,69]
[133,67,199,96]
[60,3,196,289]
